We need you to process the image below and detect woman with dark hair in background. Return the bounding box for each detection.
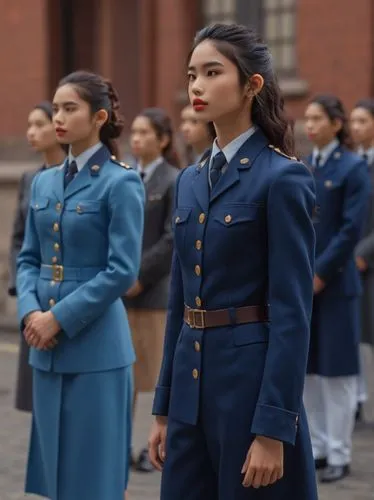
[16,70,144,500]
[124,107,178,472]
[304,94,370,483]
[350,98,374,422]
[149,23,318,499]
[9,101,66,413]
[180,104,216,165]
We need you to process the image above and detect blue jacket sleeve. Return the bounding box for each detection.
[16,175,42,326]
[152,171,185,416]
[250,162,316,445]
[51,171,145,338]
[316,160,370,281]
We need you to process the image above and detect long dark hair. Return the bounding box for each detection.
[354,98,374,118]
[33,101,68,153]
[189,23,294,156]
[58,70,124,158]
[137,108,181,168]
[310,94,353,149]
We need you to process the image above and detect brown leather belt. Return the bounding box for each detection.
[184,304,268,329]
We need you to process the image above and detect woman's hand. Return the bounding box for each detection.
[241,436,284,488]
[356,256,368,272]
[313,274,325,294]
[126,280,143,298]
[148,416,168,471]
[24,311,60,350]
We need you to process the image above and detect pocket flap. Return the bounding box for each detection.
[213,204,259,226]
[31,197,49,210]
[174,207,192,225]
[233,322,269,346]
[65,200,101,213]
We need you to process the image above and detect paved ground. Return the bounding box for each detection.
[0,332,373,500]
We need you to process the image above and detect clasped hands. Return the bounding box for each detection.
[24,311,61,350]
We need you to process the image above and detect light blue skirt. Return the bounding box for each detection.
[25,366,133,500]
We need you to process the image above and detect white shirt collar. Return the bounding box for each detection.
[68,142,103,171]
[137,156,163,182]
[210,126,257,167]
[312,138,339,167]
[358,145,374,165]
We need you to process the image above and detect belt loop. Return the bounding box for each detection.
[228,307,237,325]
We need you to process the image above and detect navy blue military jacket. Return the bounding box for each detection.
[308,145,370,297]
[153,129,316,445]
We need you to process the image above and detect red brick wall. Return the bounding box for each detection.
[288,0,374,120]
[0,0,47,138]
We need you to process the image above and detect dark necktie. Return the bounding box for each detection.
[139,170,146,182]
[362,153,369,163]
[210,151,226,189]
[315,154,322,169]
[64,160,78,189]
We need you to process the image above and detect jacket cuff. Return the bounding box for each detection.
[51,301,87,339]
[251,403,299,445]
[152,386,171,416]
[18,296,41,330]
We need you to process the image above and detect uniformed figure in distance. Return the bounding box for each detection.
[304,94,370,483]
[16,71,144,500]
[149,24,318,499]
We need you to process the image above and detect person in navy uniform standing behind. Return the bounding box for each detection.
[303,94,370,483]
[16,71,144,500]
[149,24,318,499]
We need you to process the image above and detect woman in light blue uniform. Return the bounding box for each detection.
[149,24,318,499]
[16,71,144,500]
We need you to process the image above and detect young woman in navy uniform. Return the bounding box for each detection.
[351,98,374,421]
[304,94,370,483]
[149,24,318,499]
[16,71,144,500]
[9,101,66,413]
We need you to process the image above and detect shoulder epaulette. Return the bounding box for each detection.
[110,155,133,169]
[268,145,299,161]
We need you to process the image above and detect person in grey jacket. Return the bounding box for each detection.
[123,108,179,472]
[8,101,66,412]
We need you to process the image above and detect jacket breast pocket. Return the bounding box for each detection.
[31,197,49,212]
[213,204,260,227]
[65,200,102,214]
[173,207,192,253]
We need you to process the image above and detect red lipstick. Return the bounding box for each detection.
[193,98,208,111]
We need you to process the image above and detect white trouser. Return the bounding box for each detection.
[304,375,357,466]
[357,346,369,403]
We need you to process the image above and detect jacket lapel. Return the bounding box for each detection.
[63,146,111,200]
[192,155,210,212]
[210,129,269,203]
[52,161,67,201]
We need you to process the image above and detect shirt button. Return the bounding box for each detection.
[53,223,59,232]
[52,256,58,264]
[192,368,199,379]
[194,341,201,352]
[54,243,60,252]
[56,202,62,211]
[195,296,202,308]
[49,299,56,307]
[195,265,201,276]
[195,240,202,250]
[199,213,206,224]
[224,214,232,224]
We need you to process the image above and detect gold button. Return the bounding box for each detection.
[199,213,206,224]
[192,368,199,379]
[56,202,62,211]
[195,265,201,276]
[53,223,59,232]
[76,205,82,213]
[224,214,232,224]
[50,280,56,287]
[54,243,60,251]
[194,341,201,352]
[35,204,39,209]
[175,216,181,224]
[49,299,56,307]
[195,296,202,308]
[52,256,58,264]
[195,240,202,250]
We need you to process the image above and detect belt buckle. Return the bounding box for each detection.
[52,265,64,282]
[188,308,205,329]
